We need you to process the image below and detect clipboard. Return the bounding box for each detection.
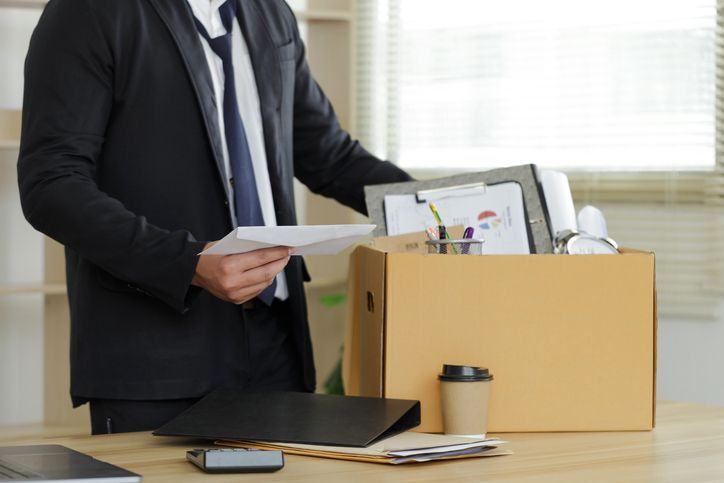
[383,181,530,254]
[364,164,554,254]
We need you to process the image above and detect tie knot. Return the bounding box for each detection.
[192,0,237,43]
[192,1,237,61]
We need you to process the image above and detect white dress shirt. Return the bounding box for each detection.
[187,0,289,300]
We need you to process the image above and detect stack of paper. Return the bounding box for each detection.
[218,432,511,465]
[200,224,376,256]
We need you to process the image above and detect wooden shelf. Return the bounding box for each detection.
[0,0,46,8]
[294,10,352,23]
[0,140,20,151]
[0,109,21,151]
[0,423,88,442]
[305,277,347,291]
[0,283,66,296]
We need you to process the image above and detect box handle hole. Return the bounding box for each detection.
[367,291,374,313]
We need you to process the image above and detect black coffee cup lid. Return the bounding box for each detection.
[438,364,493,382]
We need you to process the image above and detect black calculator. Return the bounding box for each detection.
[186,448,284,473]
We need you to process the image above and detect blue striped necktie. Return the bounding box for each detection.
[193,1,276,305]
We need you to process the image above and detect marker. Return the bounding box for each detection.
[429,202,444,226]
[460,227,473,254]
[460,227,474,254]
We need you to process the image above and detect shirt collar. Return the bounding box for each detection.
[186,0,230,38]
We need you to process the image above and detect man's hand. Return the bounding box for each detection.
[192,242,291,304]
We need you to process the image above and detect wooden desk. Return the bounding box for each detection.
[1,402,723,482]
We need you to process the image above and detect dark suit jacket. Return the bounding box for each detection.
[17,0,411,403]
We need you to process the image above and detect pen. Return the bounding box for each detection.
[429,202,458,254]
[438,225,448,254]
[426,226,439,240]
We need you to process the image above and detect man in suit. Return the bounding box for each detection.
[17,0,411,434]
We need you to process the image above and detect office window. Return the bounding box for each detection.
[355,0,724,318]
[357,0,714,170]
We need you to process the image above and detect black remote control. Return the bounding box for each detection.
[186,448,284,473]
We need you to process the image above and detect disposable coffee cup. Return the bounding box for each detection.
[438,364,493,437]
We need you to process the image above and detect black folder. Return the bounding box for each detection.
[153,389,421,447]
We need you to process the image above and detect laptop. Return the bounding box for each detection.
[0,445,141,482]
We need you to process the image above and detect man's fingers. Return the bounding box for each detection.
[227,280,272,305]
[193,243,292,304]
[222,246,291,273]
[238,256,290,287]
[216,255,290,298]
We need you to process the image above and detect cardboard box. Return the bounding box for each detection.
[343,245,656,433]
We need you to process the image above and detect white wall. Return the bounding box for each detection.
[657,313,724,406]
[0,7,45,425]
[0,9,40,109]
[0,149,44,426]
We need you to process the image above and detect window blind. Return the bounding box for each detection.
[355,0,724,319]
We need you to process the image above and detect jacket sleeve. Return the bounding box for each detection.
[285,7,413,215]
[17,0,205,314]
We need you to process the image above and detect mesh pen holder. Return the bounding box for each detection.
[425,239,485,255]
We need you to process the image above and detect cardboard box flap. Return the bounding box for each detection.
[651,251,658,428]
[343,246,387,397]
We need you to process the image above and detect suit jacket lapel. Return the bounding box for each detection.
[146,0,231,206]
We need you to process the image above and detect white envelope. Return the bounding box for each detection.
[200,224,376,256]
